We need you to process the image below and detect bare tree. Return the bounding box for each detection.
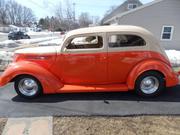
[93,16,100,25]
[78,12,92,28]
[5,0,36,26]
[21,6,36,26]
[55,2,63,20]
[0,0,8,25]
[64,0,74,21]
[54,0,78,30]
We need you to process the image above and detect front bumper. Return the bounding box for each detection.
[0,63,16,87]
[0,73,10,87]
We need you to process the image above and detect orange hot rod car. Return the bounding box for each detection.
[0,26,179,99]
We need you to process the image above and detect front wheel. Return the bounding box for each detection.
[14,75,42,99]
[135,71,165,97]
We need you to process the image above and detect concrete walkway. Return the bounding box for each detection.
[2,117,52,135]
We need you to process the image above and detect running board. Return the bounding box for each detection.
[57,84,129,93]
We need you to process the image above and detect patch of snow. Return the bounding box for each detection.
[16,36,59,44]
[27,31,60,36]
[165,50,180,67]
[0,51,14,70]
[0,40,19,48]
[0,32,8,35]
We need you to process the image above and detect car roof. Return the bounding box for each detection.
[66,25,153,37]
[65,25,167,58]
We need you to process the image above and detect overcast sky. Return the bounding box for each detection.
[14,0,154,19]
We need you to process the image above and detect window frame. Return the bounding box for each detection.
[66,35,103,50]
[161,25,174,41]
[127,4,138,10]
[61,33,106,54]
[108,34,146,48]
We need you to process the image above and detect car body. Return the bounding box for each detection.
[8,31,30,40]
[0,25,179,99]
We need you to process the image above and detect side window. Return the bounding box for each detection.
[66,36,103,49]
[108,34,146,48]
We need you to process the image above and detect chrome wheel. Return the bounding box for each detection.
[140,76,159,94]
[18,78,38,97]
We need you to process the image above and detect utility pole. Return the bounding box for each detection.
[73,2,76,21]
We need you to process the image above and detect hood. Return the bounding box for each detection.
[15,46,60,55]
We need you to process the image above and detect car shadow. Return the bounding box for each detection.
[11,85,180,103]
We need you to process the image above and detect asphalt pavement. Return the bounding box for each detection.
[0,83,180,117]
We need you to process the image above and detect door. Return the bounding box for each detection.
[107,33,147,83]
[58,34,108,85]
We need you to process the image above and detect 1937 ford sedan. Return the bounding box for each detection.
[0,26,179,99]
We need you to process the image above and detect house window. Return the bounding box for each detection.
[161,26,174,40]
[128,4,137,10]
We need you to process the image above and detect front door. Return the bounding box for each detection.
[59,34,108,85]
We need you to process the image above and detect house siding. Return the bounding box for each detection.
[0,27,10,33]
[102,0,142,24]
[116,0,180,50]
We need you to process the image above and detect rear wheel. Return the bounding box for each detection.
[14,75,42,99]
[135,71,165,97]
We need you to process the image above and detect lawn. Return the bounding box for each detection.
[54,116,180,135]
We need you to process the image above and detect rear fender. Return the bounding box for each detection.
[127,60,179,89]
[0,62,63,94]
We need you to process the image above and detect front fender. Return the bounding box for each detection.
[0,62,63,94]
[127,60,179,90]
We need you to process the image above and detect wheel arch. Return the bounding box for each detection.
[127,60,178,90]
[134,70,166,85]
[10,74,37,82]
[0,62,64,94]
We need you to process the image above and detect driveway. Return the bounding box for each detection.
[0,83,180,117]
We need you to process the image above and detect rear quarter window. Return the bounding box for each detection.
[108,34,146,48]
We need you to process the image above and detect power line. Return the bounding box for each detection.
[29,0,46,9]
[28,0,52,16]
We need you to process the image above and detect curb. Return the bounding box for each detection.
[2,117,53,135]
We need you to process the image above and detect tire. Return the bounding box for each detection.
[135,71,165,97]
[14,75,43,99]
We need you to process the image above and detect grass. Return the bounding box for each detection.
[54,116,180,135]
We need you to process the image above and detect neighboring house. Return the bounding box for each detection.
[0,24,11,33]
[102,0,143,25]
[102,0,180,50]
[9,25,41,32]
